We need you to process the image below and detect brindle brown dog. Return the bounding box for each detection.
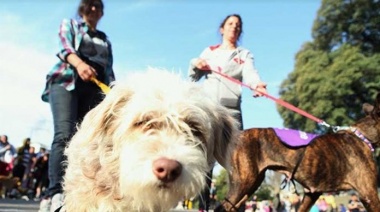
[215,94,380,212]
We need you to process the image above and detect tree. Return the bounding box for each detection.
[278,0,380,133]
[313,0,380,54]
[215,169,229,202]
[215,169,277,202]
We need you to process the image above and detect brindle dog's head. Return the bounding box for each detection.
[353,93,380,146]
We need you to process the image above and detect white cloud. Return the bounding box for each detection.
[1,12,33,44]
[0,14,55,149]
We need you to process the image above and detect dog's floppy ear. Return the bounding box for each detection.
[363,103,374,115]
[65,83,133,182]
[373,93,380,118]
[363,93,380,118]
[211,107,240,168]
[79,87,132,138]
[63,85,134,205]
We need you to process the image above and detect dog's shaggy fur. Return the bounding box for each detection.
[63,69,239,212]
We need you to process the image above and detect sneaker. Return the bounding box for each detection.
[21,195,29,201]
[50,193,64,212]
[38,197,51,212]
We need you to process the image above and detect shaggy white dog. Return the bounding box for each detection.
[63,69,239,212]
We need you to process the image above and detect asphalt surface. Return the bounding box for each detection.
[0,198,39,212]
[0,198,200,212]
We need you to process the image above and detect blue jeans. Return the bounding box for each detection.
[47,83,103,197]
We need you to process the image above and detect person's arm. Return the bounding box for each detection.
[10,145,16,156]
[67,53,96,81]
[55,19,83,68]
[0,145,10,154]
[241,51,267,97]
[188,48,211,82]
[56,19,77,63]
[30,154,38,171]
[56,19,96,81]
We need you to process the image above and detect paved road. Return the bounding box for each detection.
[0,198,200,212]
[0,199,39,212]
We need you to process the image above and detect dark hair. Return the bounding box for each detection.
[23,137,31,146]
[77,0,104,18]
[219,14,243,41]
[1,135,8,141]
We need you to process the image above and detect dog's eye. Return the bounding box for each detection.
[187,122,203,138]
[191,128,202,138]
[134,120,146,127]
[134,120,156,131]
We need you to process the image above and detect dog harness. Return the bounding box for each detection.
[280,149,306,195]
[334,126,375,151]
[273,128,319,147]
[275,128,319,194]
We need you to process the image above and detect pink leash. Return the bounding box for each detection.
[208,66,331,128]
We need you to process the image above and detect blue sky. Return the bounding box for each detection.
[0,0,321,149]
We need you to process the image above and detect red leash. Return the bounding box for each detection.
[208,66,331,128]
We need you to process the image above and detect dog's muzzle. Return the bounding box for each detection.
[152,157,182,188]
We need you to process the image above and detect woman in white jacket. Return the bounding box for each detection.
[189,14,267,131]
[188,14,267,212]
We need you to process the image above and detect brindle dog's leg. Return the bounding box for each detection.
[346,153,380,211]
[214,171,265,212]
[215,135,265,212]
[360,195,380,212]
[298,192,321,212]
[355,179,380,211]
[359,193,380,212]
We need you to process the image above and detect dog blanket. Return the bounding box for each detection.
[273,128,319,147]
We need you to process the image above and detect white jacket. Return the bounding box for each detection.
[188,45,262,109]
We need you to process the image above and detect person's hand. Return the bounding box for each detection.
[194,58,210,71]
[76,61,97,81]
[253,82,267,97]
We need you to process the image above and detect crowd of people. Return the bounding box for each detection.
[244,192,366,212]
[175,189,367,212]
[0,135,49,201]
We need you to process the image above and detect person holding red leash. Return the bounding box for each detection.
[188,14,267,212]
[189,14,267,130]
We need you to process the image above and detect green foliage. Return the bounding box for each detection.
[215,169,229,201]
[278,0,380,133]
[253,183,273,201]
[313,0,380,54]
[215,169,275,201]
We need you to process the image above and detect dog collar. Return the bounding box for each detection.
[335,126,374,152]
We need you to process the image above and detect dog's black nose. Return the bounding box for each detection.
[152,157,182,183]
